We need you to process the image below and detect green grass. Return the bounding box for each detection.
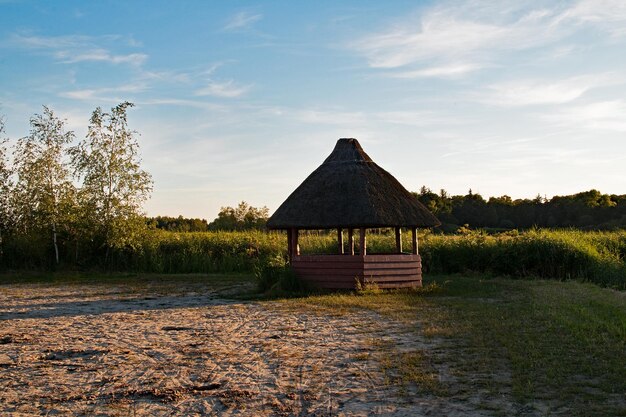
[278,275,626,415]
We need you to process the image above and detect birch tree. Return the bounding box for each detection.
[0,117,14,257]
[70,102,152,256]
[13,107,75,264]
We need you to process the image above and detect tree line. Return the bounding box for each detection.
[153,187,626,234]
[148,201,269,232]
[415,187,626,231]
[0,103,152,268]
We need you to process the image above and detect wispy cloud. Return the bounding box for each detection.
[224,11,263,31]
[55,48,147,66]
[351,6,561,72]
[8,33,147,67]
[480,73,622,106]
[544,100,626,132]
[195,80,251,98]
[138,98,226,111]
[350,0,626,77]
[60,83,146,101]
[294,109,367,126]
[562,0,626,36]
[391,63,485,79]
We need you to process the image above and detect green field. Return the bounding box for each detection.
[278,275,626,415]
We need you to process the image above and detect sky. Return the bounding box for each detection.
[1,0,626,220]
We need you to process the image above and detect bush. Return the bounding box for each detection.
[254,254,306,294]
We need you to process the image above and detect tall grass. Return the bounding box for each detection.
[5,228,626,289]
[108,230,285,273]
[420,229,626,288]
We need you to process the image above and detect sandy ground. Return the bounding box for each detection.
[0,279,511,416]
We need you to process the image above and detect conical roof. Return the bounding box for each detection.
[267,138,440,229]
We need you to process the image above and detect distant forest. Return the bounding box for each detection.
[413,187,626,231]
[148,201,269,232]
[151,188,626,232]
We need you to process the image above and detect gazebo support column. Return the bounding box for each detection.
[337,228,344,254]
[348,228,355,255]
[395,227,402,254]
[411,227,418,255]
[293,228,300,256]
[359,228,367,257]
[288,228,300,261]
[287,229,293,262]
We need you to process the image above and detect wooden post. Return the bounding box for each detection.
[395,227,402,254]
[411,227,418,255]
[337,228,344,254]
[359,227,367,257]
[287,228,293,262]
[293,228,300,256]
[348,228,355,256]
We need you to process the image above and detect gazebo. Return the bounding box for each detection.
[267,138,440,289]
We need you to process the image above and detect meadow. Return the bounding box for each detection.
[92,228,626,289]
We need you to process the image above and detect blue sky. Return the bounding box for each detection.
[1,0,626,219]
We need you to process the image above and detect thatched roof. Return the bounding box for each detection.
[267,138,440,229]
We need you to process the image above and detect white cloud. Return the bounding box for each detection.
[224,11,263,31]
[138,98,226,111]
[350,0,626,77]
[9,34,90,49]
[563,0,626,35]
[544,100,626,131]
[391,63,485,78]
[60,83,147,101]
[480,73,622,106]
[351,5,562,71]
[374,111,451,126]
[55,49,147,66]
[195,80,251,98]
[294,109,367,126]
[7,33,147,67]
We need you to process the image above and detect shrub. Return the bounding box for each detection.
[254,254,306,294]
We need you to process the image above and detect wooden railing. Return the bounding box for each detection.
[292,253,422,289]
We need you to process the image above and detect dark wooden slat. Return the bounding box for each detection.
[293,262,363,271]
[295,270,364,278]
[364,262,420,269]
[362,269,421,277]
[302,275,359,283]
[305,282,358,289]
[294,255,366,263]
[362,274,421,282]
[374,281,421,288]
[302,275,358,281]
[364,254,420,262]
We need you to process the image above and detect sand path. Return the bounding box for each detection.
[0,279,499,416]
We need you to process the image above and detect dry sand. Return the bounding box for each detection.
[1,279,510,416]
